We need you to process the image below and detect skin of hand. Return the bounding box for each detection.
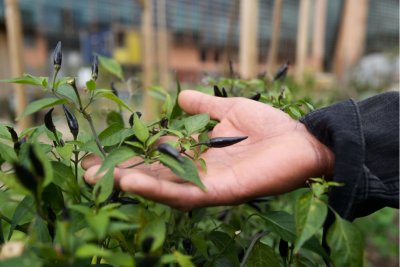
[83,90,334,211]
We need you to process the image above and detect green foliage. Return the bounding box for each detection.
[0,53,375,267]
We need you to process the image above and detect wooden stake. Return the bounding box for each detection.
[141,0,155,120]
[267,0,283,71]
[311,0,327,72]
[239,0,259,79]
[5,0,30,129]
[157,0,169,89]
[295,0,310,82]
[333,0,369,78]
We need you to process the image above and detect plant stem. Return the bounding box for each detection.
[125,160,145,169]
[82,111,106,157]
[73,145,79,182]
[240,231,269,267]
[51,68,59,92]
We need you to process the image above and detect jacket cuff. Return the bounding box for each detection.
[300,99,365,220]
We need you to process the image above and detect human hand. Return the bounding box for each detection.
[83,90,334,210]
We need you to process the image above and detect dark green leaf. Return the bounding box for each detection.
[106,111,124,127]
[327,212,364,267]
[8,196,35,240]
[246,242,280,267]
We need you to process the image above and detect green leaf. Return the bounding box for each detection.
[0,124,12,140]
[51,161,80,202]
[97,146,137,174]
[327,212,364,267]
[208,231,239,266]
[159,155,205,190]
[0,143,17,161]
[133,112,149,143]
[98,55,124,80]
[55,143,74,166]
[173,251,195,267]
[56,84,80,106]
[246,242,280,267]
[0,73,48,87]
[99,122,134,147]
[139,219,166,253]
[18,98,68,120]
[287,106,302,119]
[106,110,124,127]
[146,130,164,147]
[86,79,96,91]
[294,192,327,252]
[86,211,110,240]
[259,211,329,260]
[31,143,54,187]
[93,169,114,204]
[170,76,183,120]
[97,90,133,112]
[8,196,35,240]
[183,114,210,135]
[76,244,111,258]
[103,251,134,267]
[29,216,52,243]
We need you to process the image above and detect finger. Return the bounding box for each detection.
[117,170,207,211]
[81,154,102,170]
[84,164,123,185]
[178,90,235,120]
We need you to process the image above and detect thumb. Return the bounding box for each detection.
[178,90,234,120]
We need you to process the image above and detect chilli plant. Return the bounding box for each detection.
[0,42,364,267]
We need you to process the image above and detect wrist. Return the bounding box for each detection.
[298,122,335,179]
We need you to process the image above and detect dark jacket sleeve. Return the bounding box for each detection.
[300,91,399,221]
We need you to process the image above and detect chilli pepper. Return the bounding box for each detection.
[160,117,168,128]
[13,137,26,154]
[278,239,289,260]
[44,108,56,133]
[110,81,119,97]
[273,61,290,82]
[249,93,261,101]
[141,236,154,254]
[213,85,223,97]
[28,145,45,178]
[118,197,140,205]
[157,143,183,162]
[13,163,39,194]
[221,87,228,97]
[128,111,142,127]
[91,55,99,81]
[62,105,79,140]
[182,238,194,255]
[197,136,248,148]
[53,41,62,69]
[6,126,18,143]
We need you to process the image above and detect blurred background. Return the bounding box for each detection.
[0,1,398,266]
